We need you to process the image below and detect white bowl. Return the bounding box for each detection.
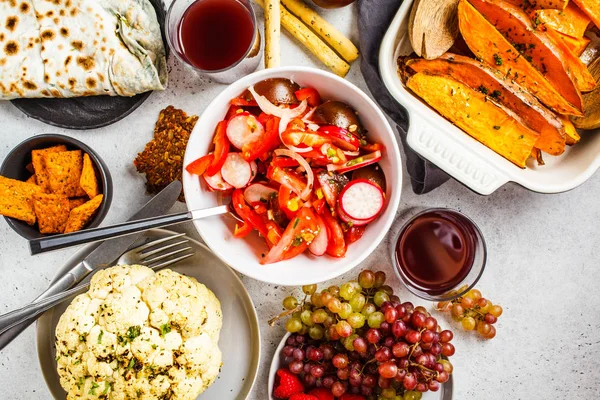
[379,0,600,195]
[183,66,402,285]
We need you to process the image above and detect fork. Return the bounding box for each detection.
[0,233,194,336]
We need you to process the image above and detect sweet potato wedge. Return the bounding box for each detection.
[570,0,600,29]
[467,0,594,95]
[544,28,591,56]
[458,0,583,115]
[559,115,581,144]
[504,0,568,10]
[534,2,591,38]
[405,54,567,155]
[406,72,539,167]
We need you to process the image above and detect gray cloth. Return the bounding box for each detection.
[357,0,450,194]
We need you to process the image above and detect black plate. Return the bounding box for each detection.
[11,0,167,130]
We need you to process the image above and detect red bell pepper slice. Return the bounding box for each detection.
[251,202,268,214]
[230,96,258,107]
[185,154,214,176]
[322,211,346,258]
[294,87,321,107]
[261,207,319,264]
[312,197,326,214]
[257,112,271,126]
[268,166,307,196]
[206,120,230,176]
[266,221,283,245]
[242,116,281,162]
[233,221,253,238]
[318,126,360,152]
[225,105,243,121]
[278,185,298,221]
[272,156,300,168]
[231,189,270,240]
[360,142,385,152]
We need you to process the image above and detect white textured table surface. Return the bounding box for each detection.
[1,3,600,399]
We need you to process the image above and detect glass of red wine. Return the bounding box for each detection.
[390,208,487,301]
[165,0,262,83]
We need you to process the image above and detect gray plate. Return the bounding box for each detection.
[268,332,453,399]
[36,228,261,399]
[10,0,167,130]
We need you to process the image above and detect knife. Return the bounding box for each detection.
[0,180,182,350]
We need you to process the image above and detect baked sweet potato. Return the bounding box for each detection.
[405,54,567,155]
[534,2,591,38]
[467,0,595,95]
[570,0,600,29]
[559,115,581,144]
[406,72,539,167]
[504,0,567,10]
[544,28,591,56]
[458,0,583,115]
[571,57,600,130]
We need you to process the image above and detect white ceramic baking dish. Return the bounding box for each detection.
[379,0,600,195]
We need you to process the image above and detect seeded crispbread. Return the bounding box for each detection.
[45,150,87,197]
[80,153,100,198]
[31,145,68,192]
[64,194,103,233]
[0,176,43,225]
[32,193,70,234]
[68,197,89,210]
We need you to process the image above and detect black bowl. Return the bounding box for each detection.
[0,134,113,240]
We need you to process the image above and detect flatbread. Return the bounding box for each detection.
[0,0,166,99]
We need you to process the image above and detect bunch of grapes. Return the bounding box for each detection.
[436,288,503,339]
[275,270,454,399]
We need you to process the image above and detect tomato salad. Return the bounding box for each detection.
[186,78,387,264]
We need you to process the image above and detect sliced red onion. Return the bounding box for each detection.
[248,85,307,119]
[274,149,314,200]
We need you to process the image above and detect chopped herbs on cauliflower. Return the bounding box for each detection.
[55,265,223,400]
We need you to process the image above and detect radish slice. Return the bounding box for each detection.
[227,114,265,149]
[309,213,328,256]
[339,179,384,221]
[274,149,314,200]
[244,183,278,204]
[221,153,252,188]
[336,203,375,226]
[203,171,233,191]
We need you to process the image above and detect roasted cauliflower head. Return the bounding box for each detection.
[55,265,223,400]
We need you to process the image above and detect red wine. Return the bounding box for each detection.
[395,210,476,296]
[178,0,254,71]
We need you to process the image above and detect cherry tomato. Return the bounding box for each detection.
[294,87,321,107]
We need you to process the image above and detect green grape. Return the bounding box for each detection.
[349,293,367,311]
[404,392,421,400]
[347,312,366,329]
[327,298,342,313]
[367,311,384,328]
[373,291,390,307]
[302,302,312,311]
[309,325,324,340]
[311,293,324,308]
[328,285,340,297]
[343,334,358,351]
[312,308,328,324]
[361,303,377,316]
[283,296,299,310]
[339,283,357,300]
[299,325,309,335]
[358,270,376,289]
[374,271,386,288]
[285,317,302,333]
[292,311,301,319]
[380,285,394,296]
[300,310,314,327]
[338,302,352,319]
[302,284,317,295]
[381,387,396,398]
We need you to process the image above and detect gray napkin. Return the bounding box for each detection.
[357,0,450,194]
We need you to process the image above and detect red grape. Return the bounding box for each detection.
[378,376,391,389]
[365,328,381,344]
[391,320,407,338]
[292,348,305,361]
[424,316,438,331]
[332,354,349,369]
[311,365,325,378]
[441,342,455,357]
[437,370,449,383]
[439,330,453,343]
[403,372,417,390]
[416,382,428,392]
[283,345,294,357]
[331,381,346,397]
[411,311,427,328]
[392,342,410,358]
[484,313,497,324]
[375,347,392,362]
[304,374,316,387]
[421,330,435,343]
[405,329,421,344]
[337,368,349,380]
[362,374,376,388]
[289,360,304,374]
[323,375,335,388]
[429,380,440,391]
[378,361,398,378]
[352,337,367,353]
[384,307,398,323]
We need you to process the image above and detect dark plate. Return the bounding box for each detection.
[10,0,167,130]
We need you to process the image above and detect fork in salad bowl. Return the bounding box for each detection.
[0,233,194,335]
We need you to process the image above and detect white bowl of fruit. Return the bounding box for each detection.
[182,66,402,285]
[267,269,455,400]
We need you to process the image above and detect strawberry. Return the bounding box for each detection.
[289,395,318,400]
[273,368,304,399]
[308,388,334,400]
[338,395,366,400]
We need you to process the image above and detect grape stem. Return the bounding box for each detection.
[268,305,302,326]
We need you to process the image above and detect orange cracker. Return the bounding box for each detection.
[26,175,37,185]
[64,194,103,233]
[32,193,70,234]
[45,150,86,197]
[68,197,89,210]
[80,153,100,198]
[31,145,68,192]
[0,176,43,225]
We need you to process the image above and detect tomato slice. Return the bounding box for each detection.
[185,154,214,176]
[282,131,331,148]
[266,221,283,245]
[318,126,360,151]
[231,96,258,107]
[206,120,230,176]
[294,87,321,107]
[268,166,307,196]
[271,156,300,168]
[344,225,366,245]
[261,207,319,264]
[278,185,298,220]
[231,189,270,239]
[312,197,327,214]
[242,116,281,162]
[322,211,346,258]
